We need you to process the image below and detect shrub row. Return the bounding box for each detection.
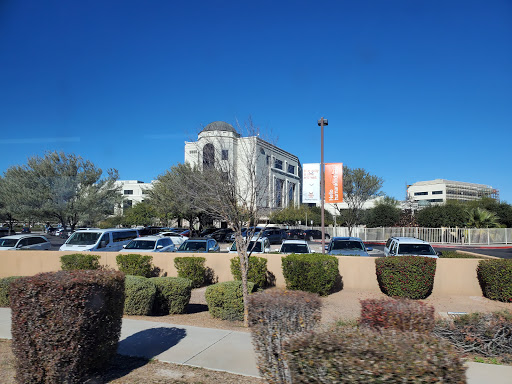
[10,270,125,383]
[124,275,192,316]
[230,256,269,288]
[477,259,512,302]
[283,326,466,383]
[205,280,256,321]
[282,253,339,296]
[60,253,101,270]
[359,297,435,333]
[375,256,436,299]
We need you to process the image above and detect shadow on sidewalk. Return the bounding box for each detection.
[117,327,187,359]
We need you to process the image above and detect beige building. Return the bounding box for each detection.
[114,180,154,214]
[184,121,301,210]
[407,179,499,205]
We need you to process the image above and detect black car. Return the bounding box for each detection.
[207,228,234,242]
[284,228,307,240]
[304,229,330,241]
[199,227,219,237]
[261,228,287,244]
[138,226,166,237]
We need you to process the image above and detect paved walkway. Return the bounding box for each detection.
[1,308,511,383]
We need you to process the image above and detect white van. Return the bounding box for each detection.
[59,228,139,252]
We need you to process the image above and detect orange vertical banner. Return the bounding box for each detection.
[325,163,343,203]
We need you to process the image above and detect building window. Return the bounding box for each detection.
[275,179,284,207]
[266,155,270,165]
[222,149,229,160]
[287,164,295,175]
[274,159,283,170]
[432,191,443,195]
[428,199,443,203]
[288,183,295,204]
[189,150,197,154]
[124,190,133,195]
[123,200,133,209]
[414,192,428,196]
[203,143,215,169]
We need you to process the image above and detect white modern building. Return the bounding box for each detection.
[114,180,154,213]
[184,121,301,210]
[407,179,499,205]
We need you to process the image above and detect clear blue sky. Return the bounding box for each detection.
[1,0,511,202]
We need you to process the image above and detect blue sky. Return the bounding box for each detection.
[1,0,511,202]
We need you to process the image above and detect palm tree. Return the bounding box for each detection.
[466,207,500,228]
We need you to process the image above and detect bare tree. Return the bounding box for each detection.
[334,165,384,236]
[156,118,273,326]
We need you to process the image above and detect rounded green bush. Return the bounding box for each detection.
[116,254,154,277]
[281,253,339,296]
[174,257,206,288]
[149,277,192,315]
[477,259,512,302]
[205,281,256,321]
[60,254,101,270]
[124,275,157,315]
[0,276,23,307]
[230,256,268,288]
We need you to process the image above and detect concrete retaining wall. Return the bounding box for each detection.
[0,251,484,296]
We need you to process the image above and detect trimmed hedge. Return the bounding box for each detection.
[284,326,466,383]
[149,277,192,315]
[282,253,339,296]
[230,256,268,288]
[248,289,322,383]
[375,256,436,299]
[116,253,154,277]
[124,275,157,315]
[174,257,207,288]
[0,276,23,307]
[10,270,125,383]
[205,281,256,321]
[60,253,101,270]
[359,297,435,333]
[477,259,512,302]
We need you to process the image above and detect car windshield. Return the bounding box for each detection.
[179,241,207,251]
[0,239,17,247]
[125,240,156,250]
[66,232,102,245]
[331,240,364,251]
[230,241,262,252]
[280,244,309,253]
[398,244,436,255]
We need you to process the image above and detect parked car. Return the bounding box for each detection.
[0,234,51,251]
[279,239,311,254]
[207,228,234,242]
[228,236,271,254]
[199,227,219,237]
[157,232,187,246]
[137,226,167,237]
[60,228,140,252]
[0,227,14,237]
[179,229,199,238]
[261,228,287,244]
[284,228,306,240]
[177,238,220,253]
[227,227,264,242]
[21,227,31,234]
[120,236,176,252]
[326,237,373,256]
[304,229,330,241]
[384,237,440,258]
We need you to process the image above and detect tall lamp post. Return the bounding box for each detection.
[318,117,328,253]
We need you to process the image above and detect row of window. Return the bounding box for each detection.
[414,190,443,196]
[273,158,295,175]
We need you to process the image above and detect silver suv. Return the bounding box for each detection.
[384,237,440,258]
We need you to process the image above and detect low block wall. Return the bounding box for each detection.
[0,251,484,297]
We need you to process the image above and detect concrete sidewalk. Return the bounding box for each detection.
[1,308,511,383]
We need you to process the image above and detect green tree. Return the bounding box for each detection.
[122,200,158,227]
[466,207,500,228]
[334,166,384,235]
[416,202,467,227]
[270,204,333,226]
[0,151,121,230]
[365,196,401,227]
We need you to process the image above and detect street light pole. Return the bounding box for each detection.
[318,117,328,253]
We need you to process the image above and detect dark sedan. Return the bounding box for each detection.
[207,228,234,242]
[284,228,307,240]
[304,229,330,241]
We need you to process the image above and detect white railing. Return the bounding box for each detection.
[292,226,512,245]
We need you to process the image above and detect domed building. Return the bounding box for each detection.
[185,121,301,210]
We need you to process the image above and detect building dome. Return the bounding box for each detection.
[201,121,239,135]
